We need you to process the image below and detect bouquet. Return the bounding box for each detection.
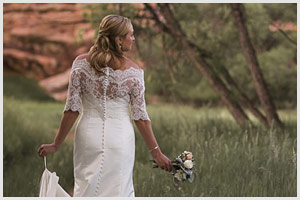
[152,151,195,185]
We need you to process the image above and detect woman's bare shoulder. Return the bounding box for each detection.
[126,58,141,70]
[74,53,90,62]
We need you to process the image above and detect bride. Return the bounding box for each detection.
[37,14,172,197]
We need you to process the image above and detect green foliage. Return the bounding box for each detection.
[82,3,296,108]
[263,3,297,21]
[259,46,297,108]
[4,74,55,102]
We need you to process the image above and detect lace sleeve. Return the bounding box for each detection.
[63,67,83,113]
[130,70,151,121]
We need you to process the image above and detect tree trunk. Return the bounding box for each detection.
[118,4,123,16]
[217,63,269,128]
[182,42,250,127]
[145,3,250,127]
[144,3,270,128]
[231,3,283,128]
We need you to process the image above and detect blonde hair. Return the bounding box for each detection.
[88,14,132,72]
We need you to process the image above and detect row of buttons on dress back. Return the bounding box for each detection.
[94,68,109,196]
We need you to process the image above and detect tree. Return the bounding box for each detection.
[144,3,250,128]
[83,3,295,127]
[215,62,269,127]
[231,3,283,128]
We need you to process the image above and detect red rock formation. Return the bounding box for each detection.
[269,20,297,32]
[3,3,94,100]
[3,3,146,101]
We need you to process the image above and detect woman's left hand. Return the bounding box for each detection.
[151,149,173,172]
[37,143,58,157]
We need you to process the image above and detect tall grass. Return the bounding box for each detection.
[134,105,296,197]
[3,74,297,197]
[3,96,74,196]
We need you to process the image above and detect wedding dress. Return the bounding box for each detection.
[63,57,151,197]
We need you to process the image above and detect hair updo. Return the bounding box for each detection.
[88,14,132,72]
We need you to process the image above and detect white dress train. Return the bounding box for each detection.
[63,57,150,197]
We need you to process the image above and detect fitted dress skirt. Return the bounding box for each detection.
[72,107,135,197]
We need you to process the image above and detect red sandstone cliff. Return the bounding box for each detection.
[4,3,95,100]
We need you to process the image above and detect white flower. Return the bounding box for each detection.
[183,160,193,169]
[174,170,183,181]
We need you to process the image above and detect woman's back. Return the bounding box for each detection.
[64,54,150,196]
[64,54,150,121]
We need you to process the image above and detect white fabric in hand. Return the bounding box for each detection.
[39,157,70,197]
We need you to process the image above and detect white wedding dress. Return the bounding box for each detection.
[63,57,151,197]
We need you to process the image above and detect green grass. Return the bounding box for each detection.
[3,73,297,197]
[133,104,296,197]
[3,96,74,197]
[4,73,55,102]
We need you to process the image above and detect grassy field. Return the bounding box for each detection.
[3,74,297,197]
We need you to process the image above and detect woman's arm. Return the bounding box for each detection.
[37,110,79,157]
[134,119,172,172]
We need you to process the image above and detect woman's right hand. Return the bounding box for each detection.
[37,143,58,157]
[151,148,173,172]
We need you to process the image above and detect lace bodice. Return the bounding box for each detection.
[63,58,150,121]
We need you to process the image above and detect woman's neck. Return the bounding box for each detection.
[109,55,128,70]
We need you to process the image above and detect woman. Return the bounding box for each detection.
[37,14,172,197]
